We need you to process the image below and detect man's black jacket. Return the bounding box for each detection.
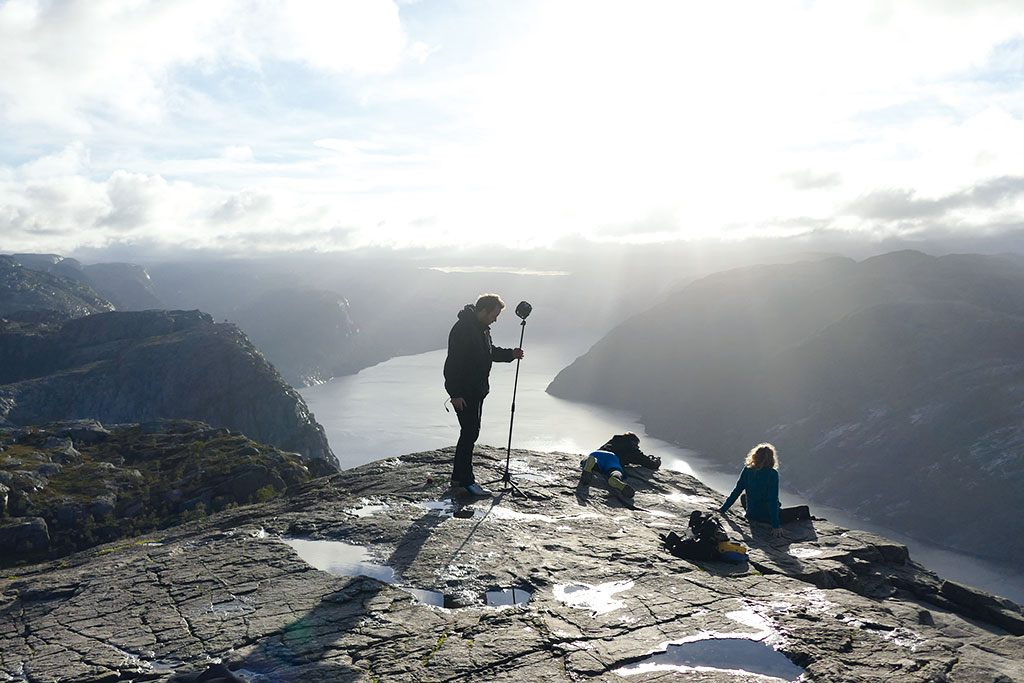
[444,304,515,401]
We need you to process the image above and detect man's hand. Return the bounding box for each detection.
[451,397,466,411]
[513,348,524,359]
[770,527,785,538]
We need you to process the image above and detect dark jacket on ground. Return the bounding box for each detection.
[444,304,515,401]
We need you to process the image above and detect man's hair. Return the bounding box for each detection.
[474,294,505,313]
[744,443,778,470]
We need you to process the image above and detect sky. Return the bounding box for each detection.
[2,0,1024,258]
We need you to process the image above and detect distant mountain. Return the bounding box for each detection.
[7,253,162,311]
[0,255,114,318]
[81,262,162,310]
[548,251,1024,564]
[0,309,337,472]
[231,288,364,386]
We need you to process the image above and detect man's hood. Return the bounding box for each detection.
[457,304,477,322]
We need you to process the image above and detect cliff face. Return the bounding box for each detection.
[547,251,1024,565]
[0,447,1020,682]
[0,310,337,471]
[7,253,163,311]
[0,255,114,318]
[231,288,362,386]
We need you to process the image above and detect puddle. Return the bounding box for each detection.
[348,499,389,518]
[417,500,455,515]
[616,637,804,680]
[284,538,395,582]
[788,545,824,559]
[486,588,532,606]
[284,538,530,608]
[553,581,633,614]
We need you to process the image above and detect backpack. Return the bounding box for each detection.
[661,511,730,562]
[716,540,749,563]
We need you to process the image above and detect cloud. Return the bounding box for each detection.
[782,170,843,191]
[0,0,412,128]
[847,176,1024,221]
[99,171,169,230]
[211,191,274,224]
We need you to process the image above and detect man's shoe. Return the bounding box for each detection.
[606,473,634,501]
[464,483,492,497]
[580,455,597,485]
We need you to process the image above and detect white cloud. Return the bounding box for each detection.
[0,0,411,128]
[2,1,1024,254]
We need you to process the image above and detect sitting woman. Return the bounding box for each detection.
[719,443,809,537]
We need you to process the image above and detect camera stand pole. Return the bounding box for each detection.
[484,317,528,498]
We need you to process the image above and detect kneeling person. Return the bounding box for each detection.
[580,450,634,502]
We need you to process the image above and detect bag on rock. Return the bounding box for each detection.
[661,511,732,562]
[717,541,749,563]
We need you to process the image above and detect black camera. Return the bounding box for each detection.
[515,301,532,319]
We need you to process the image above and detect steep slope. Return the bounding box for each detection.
[8,253,163,311]
[0,255,114,318]
[231,288,362,386]
[0,447,1021,681]
[548,251,1024,563]
[0,310,337,472]
[81,261,163,310]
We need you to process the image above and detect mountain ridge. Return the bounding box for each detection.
[548,250,1024,565]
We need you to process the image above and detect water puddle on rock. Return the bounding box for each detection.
[553,581,633,614]
[486,588,532,606]
[284,538,530,609]
[616,637,804,680]
[347,499,389,518]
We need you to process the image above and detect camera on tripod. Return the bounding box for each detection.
[515,301,532,319]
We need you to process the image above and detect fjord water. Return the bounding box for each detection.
[301,335,1024,605]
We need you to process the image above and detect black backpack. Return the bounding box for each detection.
[662,511,729,562]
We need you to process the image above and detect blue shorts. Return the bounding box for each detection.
[589,450,624,476]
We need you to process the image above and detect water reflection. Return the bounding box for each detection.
[616,637,804,681]
[485,588,531,606]
[284,537,531,608]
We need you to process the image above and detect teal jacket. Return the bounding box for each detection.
[719,466,781,528]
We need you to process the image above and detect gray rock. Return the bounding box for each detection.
[0,446,1020,682]
[90,494,116,519]
[0,516,49,554]
[51,418,111,446]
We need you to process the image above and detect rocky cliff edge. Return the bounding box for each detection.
[0,310,337,472]
[1,447,1021,682]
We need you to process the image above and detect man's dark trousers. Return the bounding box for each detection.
[453,397,484,485]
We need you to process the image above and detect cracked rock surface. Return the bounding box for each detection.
[2,446,1022,682]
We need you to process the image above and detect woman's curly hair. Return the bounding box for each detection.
[744,443,778,469]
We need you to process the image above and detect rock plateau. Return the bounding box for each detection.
[1,446,1021,682]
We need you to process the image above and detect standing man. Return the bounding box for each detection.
[444,294,524,496]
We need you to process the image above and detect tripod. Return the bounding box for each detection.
[483,316,528,497]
